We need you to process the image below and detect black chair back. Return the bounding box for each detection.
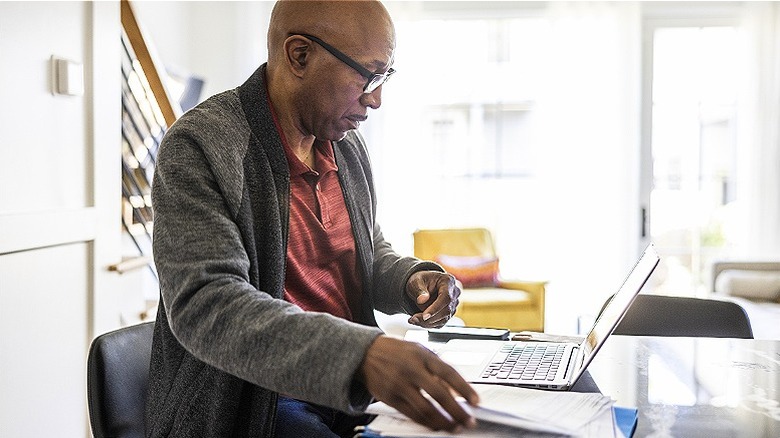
[601,294,753,339]
[87,322,154,438]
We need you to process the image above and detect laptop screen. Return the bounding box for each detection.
[574,245,660,379]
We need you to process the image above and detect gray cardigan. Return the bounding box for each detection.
[146,65,441,437]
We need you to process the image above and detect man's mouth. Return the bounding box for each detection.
[347,115,368,129]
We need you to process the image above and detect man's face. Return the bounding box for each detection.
[300,31,395,142]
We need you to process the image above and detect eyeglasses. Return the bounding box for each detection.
[295,33,395,94]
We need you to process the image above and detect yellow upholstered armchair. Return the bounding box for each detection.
[413,228,546,332]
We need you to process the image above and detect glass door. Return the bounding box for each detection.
[642,23,741,297]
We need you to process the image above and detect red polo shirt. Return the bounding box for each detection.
[268,108,363,321]
[281,140,363,321]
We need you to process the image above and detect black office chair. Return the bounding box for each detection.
[602,294,754,339]
[87,321,154,438]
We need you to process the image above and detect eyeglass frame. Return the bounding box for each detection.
[293,33,395,94]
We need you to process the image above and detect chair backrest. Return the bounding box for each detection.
[601,294,753,339]
[87,321,154,438]
[413,228,496,261]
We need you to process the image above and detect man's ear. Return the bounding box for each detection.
[284,36,310,79]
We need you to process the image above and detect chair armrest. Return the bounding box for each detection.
[495,280,547,331]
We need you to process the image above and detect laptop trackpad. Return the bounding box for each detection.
[438,340,507,378]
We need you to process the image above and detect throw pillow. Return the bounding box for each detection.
[436,255,499,288]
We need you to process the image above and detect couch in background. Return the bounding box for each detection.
[711,260,780,340]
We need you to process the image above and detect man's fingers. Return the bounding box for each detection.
[408,309,448,328]
[406,272,461,328]
[391,389,463,432]
[414,293,458,327]
[360,337,479,431]
[408,298,449,326]
[411,356,479,430]
[407,273,430,302]
[410,310,449,328]
[427,360,481,407]
[423,380,476,428]
[424,314,449,328]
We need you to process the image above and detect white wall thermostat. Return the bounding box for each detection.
[51,56,84,96]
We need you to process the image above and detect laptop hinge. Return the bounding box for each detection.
[563,346,582,383]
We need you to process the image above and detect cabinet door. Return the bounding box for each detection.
[0,244,89,436]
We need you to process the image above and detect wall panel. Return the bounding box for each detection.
[0,243,90,437]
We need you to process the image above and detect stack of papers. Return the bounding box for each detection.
[360,384,626,437]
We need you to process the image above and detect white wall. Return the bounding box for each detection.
[0,2,88,213]
[132,1,272,101]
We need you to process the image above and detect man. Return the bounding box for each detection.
[146,1,479,437]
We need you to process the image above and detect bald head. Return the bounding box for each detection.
[264,0,396,143]
[267,0,395,66]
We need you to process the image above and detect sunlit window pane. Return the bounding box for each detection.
[650,27,740,296]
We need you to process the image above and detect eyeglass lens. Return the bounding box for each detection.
[364,69,394,94]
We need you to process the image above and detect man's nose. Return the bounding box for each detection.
[359,87,382,109]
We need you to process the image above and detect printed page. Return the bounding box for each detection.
[367,384,614,436]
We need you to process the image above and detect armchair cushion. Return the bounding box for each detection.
[435,255,499,288]
[715,269,780,301]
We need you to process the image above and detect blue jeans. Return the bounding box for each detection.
[275,396,374,438]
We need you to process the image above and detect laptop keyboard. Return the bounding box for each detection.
[481,343,566,381]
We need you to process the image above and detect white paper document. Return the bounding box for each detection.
[364,384,615,437]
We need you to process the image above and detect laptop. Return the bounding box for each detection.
[437,244,660,390]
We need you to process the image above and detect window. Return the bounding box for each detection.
[647,26,741,296]
[424,103,535,178]
[372,3,642,334]
[396,17,544,179]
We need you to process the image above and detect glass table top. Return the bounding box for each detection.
[587,335,780,437]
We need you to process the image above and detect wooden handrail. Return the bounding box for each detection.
[120,0,181,127]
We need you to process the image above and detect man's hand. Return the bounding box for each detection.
[406,271,460,328]
[359,335,479,432]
